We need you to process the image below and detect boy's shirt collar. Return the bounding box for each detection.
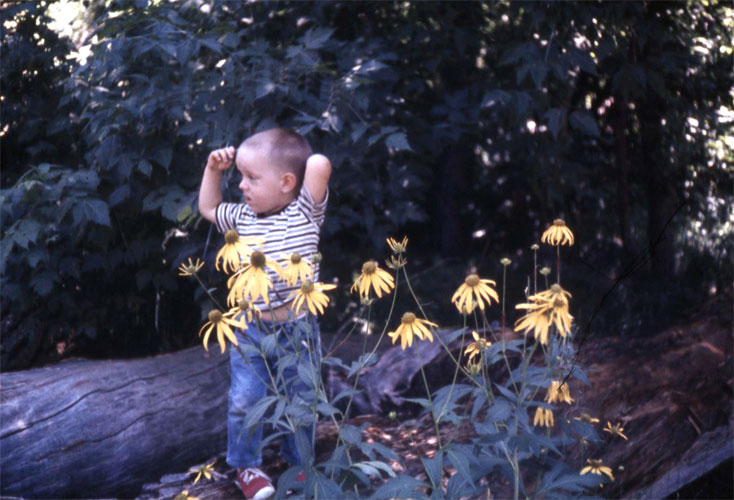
[254,196,295,218]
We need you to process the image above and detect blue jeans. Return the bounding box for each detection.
[226,315,321,469]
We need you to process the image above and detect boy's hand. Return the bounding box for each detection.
[206,146,236,171]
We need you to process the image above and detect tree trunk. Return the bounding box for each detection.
[0,346,229,499]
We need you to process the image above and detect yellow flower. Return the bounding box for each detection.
[178,257,204,277]
[386,254,407,270]
[533,407,554,428]
[514,284,573,344]
[464,331,491,362]
[199,309,239,353]
[546,380,574,404]
[289,280,336,316]
[580,458,614,480]
[351,260,395,299]
[174,490,200,500]
[190,460,216,484]
[215,230,261,274]
[387,236,408,253]
[388,312,437,350]
[223,298,262,328]
[466,358,482,375]
[281,252,314,287]
[575,413,600,424]
[541,219,574,246]
[451,274,499,313]
[603,421,629,440]
[227,250,284,306]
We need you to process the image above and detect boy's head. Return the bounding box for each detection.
[235,128,312,215]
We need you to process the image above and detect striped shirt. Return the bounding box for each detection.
[215,187,328,309]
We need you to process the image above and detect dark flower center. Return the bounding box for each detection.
[553,219,566,227]
[465,274,480,287]
[224,230,239,244]
[401,312,416,324]
[362,261,377,274]
[237,299,250,310]
[290,253,302,264]
[208,310,223,323]
[301,280,315,293]
[250,251,266,268]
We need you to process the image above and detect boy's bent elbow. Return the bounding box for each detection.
[304,154,332,203]
[198,201,218,225]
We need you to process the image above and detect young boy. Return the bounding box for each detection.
[198,128,331,500]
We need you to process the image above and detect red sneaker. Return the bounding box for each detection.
[296,470,306,482]
[235,468,275,500]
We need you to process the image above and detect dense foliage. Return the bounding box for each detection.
[1,0,732,370]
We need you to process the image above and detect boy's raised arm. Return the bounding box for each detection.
[199,146,235,224]
[304,154,332,204]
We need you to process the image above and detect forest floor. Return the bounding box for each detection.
[137,288,733,500]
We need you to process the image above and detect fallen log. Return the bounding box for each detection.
[0,346,230,499]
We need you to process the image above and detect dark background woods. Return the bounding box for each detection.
[1,0,732,371]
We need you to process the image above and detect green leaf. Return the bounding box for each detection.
[199,37,222,54]
[220,32,240,49]
[347,352,377,378]
[84,199,112,227]
[363,441,400,462]
[481,89,511,108]
[385,132,412,152]
[30,271,57,296]
[485,397,512,423]
[369,475,428,500]
[176,205,194,223]
[243,395,278,429]
[530,62,548,87]
[109,184,131,207]
[339,423,363,445]
[302,27,334,49]
[151,147,173,169]
[160,42,177,59]
[353,460,396,478]
[421,451,443,489]
[545,108,564,139]
[311,471,346,500]
[445,445,473,485]
[10,219,42,249]
[297,362,316,387]
[138,159,153,177]
[569,110,600,137]
[403,397,432,409]
[24,248,48,268]
[317,402,341,417]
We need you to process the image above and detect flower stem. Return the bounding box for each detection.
[415,346,443,450]
[556,245,561,285]
[193,272,225,311]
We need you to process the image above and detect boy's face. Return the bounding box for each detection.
[235,146,295,215]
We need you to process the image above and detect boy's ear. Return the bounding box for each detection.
[280,172,297,193]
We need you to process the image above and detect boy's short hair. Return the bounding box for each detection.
[240,128,312,187]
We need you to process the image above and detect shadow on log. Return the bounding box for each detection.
[0,346,230,499]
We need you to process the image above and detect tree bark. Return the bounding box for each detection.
[0,346,230,499]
